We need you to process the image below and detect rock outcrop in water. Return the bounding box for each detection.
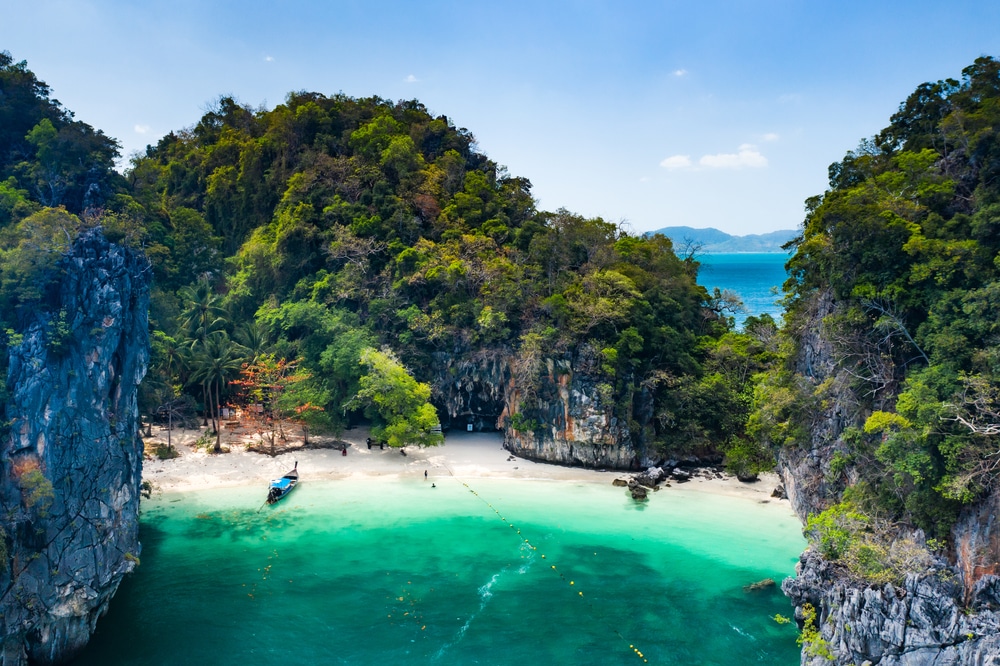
[0,229,150,664]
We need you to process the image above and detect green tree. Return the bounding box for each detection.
[348,347,443,448]
[189,331,244,452]
[0,206,83,319]
[178,279,228,340]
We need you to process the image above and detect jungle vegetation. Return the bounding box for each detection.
[756,56,1000,545]
[0,49,773,464]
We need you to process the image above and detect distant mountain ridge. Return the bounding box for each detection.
[648,226,797,253]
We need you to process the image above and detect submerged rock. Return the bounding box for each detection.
[743,578,776,593]
[0,229,150,663]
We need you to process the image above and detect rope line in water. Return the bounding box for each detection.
[440,467,650,663]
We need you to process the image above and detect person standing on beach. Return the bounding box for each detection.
[424,470,428,480]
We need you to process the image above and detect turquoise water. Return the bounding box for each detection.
[697,253,790,326]
[74,476,804,665]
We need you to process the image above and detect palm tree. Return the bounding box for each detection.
[190,331,244,452]
[235,320,273,365]
[178,279,228,426]
[146,331,191,450]
[178,279,228,341]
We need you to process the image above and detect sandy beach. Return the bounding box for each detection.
[141,425,789,506]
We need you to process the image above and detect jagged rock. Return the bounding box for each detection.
[671,468,691,483]
[612,478,629,487]
[771,485,787,499]
[632,466,665,488]
[972,575,1000,611]
[630,485,648,501]
[776,291,864,522]
[0,229,150,664]
[784,549,1000,665]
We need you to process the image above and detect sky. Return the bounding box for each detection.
[3,1,1000,236]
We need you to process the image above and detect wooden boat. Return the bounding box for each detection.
[266,461,298,504]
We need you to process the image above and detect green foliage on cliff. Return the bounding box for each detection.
[796,603,833,661]
[804,501,936,584]
[0,51,122,220]
[770,56,1000,537]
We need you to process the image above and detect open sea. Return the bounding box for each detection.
[73,474,805,665]
[696,253,790,327]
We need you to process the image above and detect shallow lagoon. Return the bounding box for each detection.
[74,476,805,665]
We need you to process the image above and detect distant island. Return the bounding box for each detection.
[647,226,797,253]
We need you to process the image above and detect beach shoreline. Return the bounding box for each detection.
[141,425,790,507]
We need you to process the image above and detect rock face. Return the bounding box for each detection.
[784,550,1000,665]
[430,344,647,469]
[431,350,508,433]
[501,349,642,470]
[0,229,150,664]
[776,290,865,522]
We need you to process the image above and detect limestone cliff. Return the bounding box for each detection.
[776,290,865,522]
[779,290,1000,665]
[0,229,150,664]
[430,345,645,469]
[502,351,641,469]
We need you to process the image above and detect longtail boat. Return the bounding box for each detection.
[266,461,298,504]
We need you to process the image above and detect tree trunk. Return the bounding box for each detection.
[214,381,222,453]
[202,383,209,427]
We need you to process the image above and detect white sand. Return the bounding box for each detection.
[141,425,787,505]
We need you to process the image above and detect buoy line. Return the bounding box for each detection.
[438,464,651,663]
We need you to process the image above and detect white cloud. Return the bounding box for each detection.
[264,55,274,62]
[660,154,692,169]
[699,144,768,169]
[134,124,150,134]
[762,132,779,142]
[405,74,419,83]
[673,69,687,77]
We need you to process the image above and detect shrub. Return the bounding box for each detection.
[804,503,868,559]
[14,458,55,516]
[806,502,935,584]
[797,603,834,661]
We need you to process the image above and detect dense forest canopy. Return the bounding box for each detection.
[762,56,1000,544]
[0,50,772,468]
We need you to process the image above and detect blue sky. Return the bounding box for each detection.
[3,1,999,235]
